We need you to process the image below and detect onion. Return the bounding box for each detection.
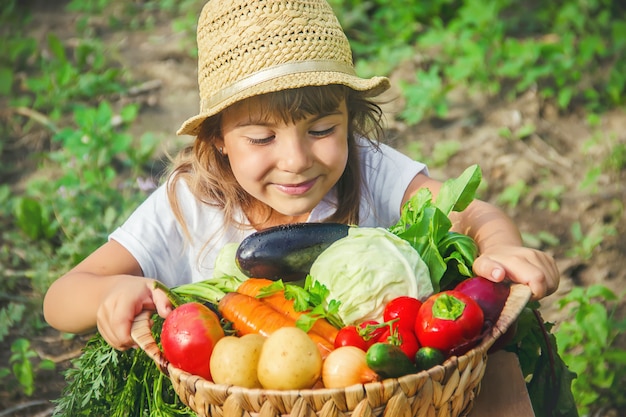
[455,277,511,325]
[322,346,379,388]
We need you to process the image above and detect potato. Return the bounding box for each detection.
[257,327,322,390]
[209,334,265,388]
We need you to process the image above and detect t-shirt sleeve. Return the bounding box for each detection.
[359,141,428,227]
[108,184,190,286]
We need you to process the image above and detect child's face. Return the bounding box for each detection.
[220,99,349,220]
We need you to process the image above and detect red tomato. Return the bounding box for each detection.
[395,328,420,360]
[383,296,422,331]
[335,321,388,351]
[161,302,225,380]
[334,325,369,351]
[414,290,484,355]
[378,326,420,361]
[358,320,388,344]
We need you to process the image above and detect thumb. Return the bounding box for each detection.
[472,255,506,283]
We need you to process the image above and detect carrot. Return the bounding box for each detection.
[218,292,334,359]
[237,278,339,345]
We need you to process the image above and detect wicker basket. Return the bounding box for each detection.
[131,283,531,417]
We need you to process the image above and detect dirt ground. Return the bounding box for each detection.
[2,3,625,416]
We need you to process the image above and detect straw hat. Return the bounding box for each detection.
[177,0,391,136]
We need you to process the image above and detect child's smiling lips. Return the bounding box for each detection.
[273,178,318,195]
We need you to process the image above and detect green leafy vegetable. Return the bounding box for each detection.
[310,227,432,325]
[507,306,578,417]
[389,164,481,291]
[52,319,194,417]
[388,164,577,416]
[213,242,250,282]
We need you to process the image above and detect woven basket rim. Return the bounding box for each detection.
[131,282,531,396]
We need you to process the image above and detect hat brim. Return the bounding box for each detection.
[177,72,390,136]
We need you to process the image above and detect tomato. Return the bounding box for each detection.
[378,326,420,361]
[395,327,420,360]
[334,325,369,351]
[357,320,388,345]
[414,290,484,355]
[335,321,387,351]
[161,302,225,380]
[383,296,422,331]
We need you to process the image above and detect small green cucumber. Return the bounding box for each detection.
[414,346,446,371]
[365,342,417,379]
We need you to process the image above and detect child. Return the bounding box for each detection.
[43,0,559,351]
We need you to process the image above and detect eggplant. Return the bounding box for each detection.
[236,222,350,282]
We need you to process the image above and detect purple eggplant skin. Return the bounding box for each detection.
[454,276,511,326]
[235,222,350,282]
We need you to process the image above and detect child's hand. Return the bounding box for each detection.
[96,276,172,350]
[472,246,559,300]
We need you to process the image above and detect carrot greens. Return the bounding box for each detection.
[257,277,344,331]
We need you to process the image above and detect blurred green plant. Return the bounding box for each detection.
[522,230,560,251]
[556,285,626,415]
[496,179,530,209]
[537,184,566,212]
[331,0,626,125]
[567,221,617,261]
[0,338,56,396]
[15,101,158,285]
[0,2,160,398]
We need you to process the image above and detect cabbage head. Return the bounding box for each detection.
[310,227,433,325]
[213,242,249,282]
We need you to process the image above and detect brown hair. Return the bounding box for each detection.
[167,85,385,241]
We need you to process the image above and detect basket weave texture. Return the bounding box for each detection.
[131,283,531,417]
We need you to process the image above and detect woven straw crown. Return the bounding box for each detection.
[177,0,390,136]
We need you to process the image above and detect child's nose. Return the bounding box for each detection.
[277,137,313,173]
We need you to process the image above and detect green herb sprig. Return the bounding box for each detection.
[256,276,344,331]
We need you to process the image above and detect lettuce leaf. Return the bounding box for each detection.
[389,164,481,291]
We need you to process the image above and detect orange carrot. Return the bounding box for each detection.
[218,292,334,359]
[237,278,339,345]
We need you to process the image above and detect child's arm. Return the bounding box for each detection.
[404,173,559,299]
[43,240,172,350]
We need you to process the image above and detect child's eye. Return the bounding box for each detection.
[247,136,274,145]
[310,126,336,137]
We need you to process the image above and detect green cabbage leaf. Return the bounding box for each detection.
[310,227,432,325]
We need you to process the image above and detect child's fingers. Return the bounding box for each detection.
[472,252,556,300]
[152,286,173,318]
[97,279,162,351]
[97,309,135,351]
[471,255,506,282]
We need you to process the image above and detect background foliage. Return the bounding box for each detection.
[1,0,625,416]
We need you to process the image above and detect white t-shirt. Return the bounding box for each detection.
[109,141,427,287]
